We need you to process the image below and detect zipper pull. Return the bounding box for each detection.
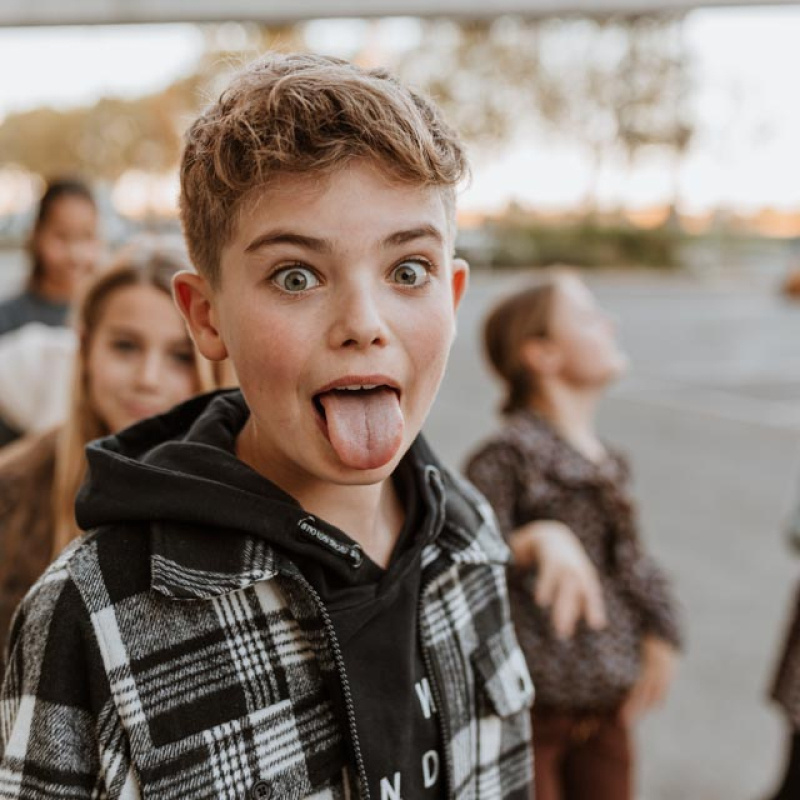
[297,516,364,569]
[349,544,364,569]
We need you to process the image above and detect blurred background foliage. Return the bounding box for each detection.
[0,17,693,191]
[1,14,792,272]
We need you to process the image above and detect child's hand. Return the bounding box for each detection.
[511,520,607,639]
[619,636,678,725]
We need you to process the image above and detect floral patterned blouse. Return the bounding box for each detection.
[465,410,683,713]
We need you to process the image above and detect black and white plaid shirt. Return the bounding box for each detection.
[0,468,533,799]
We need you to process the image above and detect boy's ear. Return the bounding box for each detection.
[451,257,469,311]
[172,271,229,362]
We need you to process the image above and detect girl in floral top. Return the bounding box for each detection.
[465,271,683,800]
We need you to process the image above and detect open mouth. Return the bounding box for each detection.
[313,383,400,425]
[312,378,404,470]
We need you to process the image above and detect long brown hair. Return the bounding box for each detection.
[0,429,59,643]
[50,246,217,554]
[27,178,97,292]
[483,271,567,415]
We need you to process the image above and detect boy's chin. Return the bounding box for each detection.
[324,454,405,485]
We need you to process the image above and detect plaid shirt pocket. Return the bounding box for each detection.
[473,623,535,718]
[469,621,535,799]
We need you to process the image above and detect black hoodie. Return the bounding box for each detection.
[77,389,446,798]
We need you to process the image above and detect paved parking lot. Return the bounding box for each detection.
[430,270,800,800]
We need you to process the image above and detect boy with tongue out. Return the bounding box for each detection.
[0,54,533,800]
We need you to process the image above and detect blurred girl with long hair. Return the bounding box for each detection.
[0,246,217,645]
[465,271,683,800]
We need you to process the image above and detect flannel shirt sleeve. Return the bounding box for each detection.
[464,442,522,539]
[0,564,135,799]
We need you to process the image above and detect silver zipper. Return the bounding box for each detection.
[419,573,455,798]
[287,572,371,800]
[281,464,450,798]
[418,466,456,796]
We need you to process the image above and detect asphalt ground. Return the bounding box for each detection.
[430,269,800,800]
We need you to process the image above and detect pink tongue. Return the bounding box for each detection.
[319,388,404,470]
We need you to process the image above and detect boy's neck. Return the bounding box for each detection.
[236,420,405,569]
[531,383,606,464]
[296,478,406,570]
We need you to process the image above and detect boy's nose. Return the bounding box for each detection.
[328,287,388,350]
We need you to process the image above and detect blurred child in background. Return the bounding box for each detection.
[465,271,683,800]
[0,246,217,648]
[0,178,102,446]
[0,178,101,336]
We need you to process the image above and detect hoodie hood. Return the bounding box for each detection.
[79,392,484,573]
[78,390,306,536]
[76,390,508,598]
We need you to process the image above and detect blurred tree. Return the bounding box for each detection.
[394,18,543,145]
[0,16,693,214]
[394,14,694,210]
[0,74,203,180]
[0,24,304,181]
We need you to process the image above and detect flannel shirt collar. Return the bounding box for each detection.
[431,470,511,568]
[149,522,282,599]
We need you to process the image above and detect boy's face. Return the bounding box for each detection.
[177,161,468,492]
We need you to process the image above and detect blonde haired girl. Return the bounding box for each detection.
[0,246,217,645]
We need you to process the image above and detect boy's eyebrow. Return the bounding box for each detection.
[382,225,444,248]
[244,225,444,255]
[245,231,333,254]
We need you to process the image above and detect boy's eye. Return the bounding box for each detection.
[272,266,319,293]
[391,261,429,287]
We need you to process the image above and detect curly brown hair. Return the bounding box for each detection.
[180,52,469,286]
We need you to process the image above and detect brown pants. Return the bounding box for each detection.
[532,709,633,800]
